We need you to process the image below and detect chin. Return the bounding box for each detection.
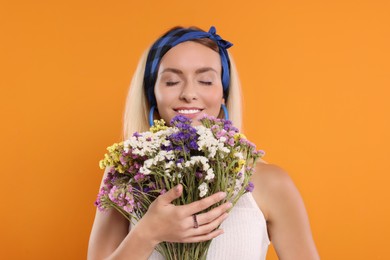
[190,119,202,126]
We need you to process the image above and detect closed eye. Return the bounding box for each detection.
[199,81,212,86]
[166,81,179,86]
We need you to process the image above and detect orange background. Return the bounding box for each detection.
[1,1,389,259]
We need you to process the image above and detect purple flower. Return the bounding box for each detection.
[189,140,198,150]
[255,150,266,157]
[239,138,256,149]
[103,172,115,190]
[119,155,127,165]
[245,181,255,192]
[108,186,119,203]
[108,184,135,212]
[95,187,109,211]
[195,171,203,179]
[134,173,145,181]
[168,115,199,155]
[123,201,135,213]
[216,129,227,139]
[170,115,192,126]
[211,125,219,132]
[143,186,152,193]
[222,119,238,133]
[133,132,141,137]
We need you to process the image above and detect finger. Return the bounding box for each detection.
[157,184,183,205]
[182,212,228,243]
[189,212,228,237]
[195,201,232,226]
[184,191,227,215]
[182,229,224,243]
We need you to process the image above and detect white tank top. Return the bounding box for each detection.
[131,192,270,259]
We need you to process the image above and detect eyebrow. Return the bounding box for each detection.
[160,67,218,75]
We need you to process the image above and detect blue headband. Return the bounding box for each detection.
[143,26,233,106]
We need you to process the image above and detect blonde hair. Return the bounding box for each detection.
[122,44,243,140]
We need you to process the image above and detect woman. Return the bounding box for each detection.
[88,26,320,259]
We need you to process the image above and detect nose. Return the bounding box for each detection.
[179,81,198,102]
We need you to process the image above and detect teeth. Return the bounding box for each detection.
[177,109,201,114]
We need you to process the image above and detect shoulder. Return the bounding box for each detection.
[252,159,292,187]
[250,160,320,258]
[250,159,301,221]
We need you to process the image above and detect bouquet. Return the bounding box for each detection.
[95,115,264,260]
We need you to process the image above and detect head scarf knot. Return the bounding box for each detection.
[207,26,233,49]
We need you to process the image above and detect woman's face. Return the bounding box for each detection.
[154,41,224,126]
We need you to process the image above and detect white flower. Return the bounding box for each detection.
[205,168,215,181]
[164,150,175,160]
[139,166,151,175]
[123,129,176,157]
[198,182,208,198]
[234,152,244,160]
[233,169,245,195]
[123,140,131,153]
[165,161,174,169]
[139,159,154,175]
[144,159,153,168]
[196,126,230,158]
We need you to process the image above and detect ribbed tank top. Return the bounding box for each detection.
[130,192,270,259]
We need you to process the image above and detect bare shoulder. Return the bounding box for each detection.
[252,159,292,188]
[250,160,320,259]
[250,159,300,221]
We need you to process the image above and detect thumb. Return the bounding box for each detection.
[159,184,182,204]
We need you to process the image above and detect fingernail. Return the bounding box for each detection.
[175,185,180,192]
[227,202,232,208]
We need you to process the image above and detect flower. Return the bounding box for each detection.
[198,182,209,198]
[245,181,255,192]
[95,115,264,260]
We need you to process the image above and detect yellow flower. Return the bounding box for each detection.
[117,165,125,174]
[234,133,247,141]
[99,160,105,169]
[150,119,168,133]
[107,142,123,153]
[238,159,246,168]
[234,159,246,173]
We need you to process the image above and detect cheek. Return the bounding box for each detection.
[201,88,224,105]
[155,86,175,105]
[154,86,178,122]
[199,89,224,118]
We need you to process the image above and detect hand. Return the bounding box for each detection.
[137,184,232,244]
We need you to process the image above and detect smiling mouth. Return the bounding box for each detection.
[174,109,203,115]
